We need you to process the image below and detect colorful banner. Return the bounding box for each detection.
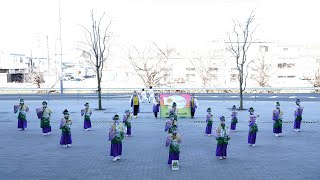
[160,94,191,118]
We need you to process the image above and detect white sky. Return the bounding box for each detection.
[0,0,319,58]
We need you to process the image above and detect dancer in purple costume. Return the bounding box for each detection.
[81,102,92,131]
[60,109,72,147]
[294,99,304,132]
[215,116,230,160]
[109,114,125,162]
[36,101,52,135]
[230,105,238,131]
[123,110,132,136]
[205,108,213,136]
[153,95,160,118]
[165,114,178,134]
[272,102,283,137]
[14,99,29,131]
[169,102,178,116]
[166,127,181,165]
[248,107,259,146]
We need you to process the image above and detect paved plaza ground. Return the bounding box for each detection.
[0,98,320,180]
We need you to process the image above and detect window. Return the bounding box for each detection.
[210,74,219,80]
[231,68,237,71]
[186,68,195,71]
[186,74,195,82]
[259,46,268,52]
[209,67,218,71]
[20,57,23,63]
[230,74,238,82]
[283,48,288,51]
[287,76,296,78]
[277,75,295,78]
[316,59,320,63]
[278,63,295,69]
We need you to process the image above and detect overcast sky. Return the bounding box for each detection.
[0,0,319,58]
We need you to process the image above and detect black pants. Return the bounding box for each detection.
[133,105,139,116]
[191,111,195,118]
[154,112,158,118]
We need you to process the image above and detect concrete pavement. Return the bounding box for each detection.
[0,99,319,180]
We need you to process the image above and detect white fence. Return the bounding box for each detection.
[0,87,320,94]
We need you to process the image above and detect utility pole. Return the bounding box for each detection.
[58,0,63,93]
[46,35,50,74]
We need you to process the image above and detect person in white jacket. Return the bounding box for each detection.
[148,86,155,104]
[140,88,147,103]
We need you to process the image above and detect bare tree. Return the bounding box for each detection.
[189,50,222,87]
[126,42,173,87]
[226,11,256,110]
[79,10,112,110]
[24,56,45,88]
[24,71,45,88]
[303,65,320,92]
[251,48,272,87]
[310,69,320,88]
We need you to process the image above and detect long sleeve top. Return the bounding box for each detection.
[294,106,303,116]
[166,133,182,147]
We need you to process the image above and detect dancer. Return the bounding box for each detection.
[60,109,72,147]
[273,102,283,137]
[215,116,230,160]
[153,95,160,118]
[205,108,213,136]
[248,107,259,146]
[109,114,125,162]
[294,99,304,132]
[14,99,29,131]
[169,102,178,116]
[165,114,173,132]
[129,91,141,118]
[123,110,132,136]
[36,101,52,135]
[141,88,147,103]
[148,86,155,104]
[81,102,92,131]
[165,114,178,134]
[166,127,181,165]
[230,105,238,131]
[190,94,198,118]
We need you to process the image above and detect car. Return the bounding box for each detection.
[63,77,71,81]
[73,77,85,81]
[67,75,75,80]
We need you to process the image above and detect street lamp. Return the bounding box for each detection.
[58,0,63,93]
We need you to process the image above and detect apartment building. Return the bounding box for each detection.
[1,41,319,88]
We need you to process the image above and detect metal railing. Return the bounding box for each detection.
[0,87,320,94]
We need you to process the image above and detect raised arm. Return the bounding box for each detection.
[165,120,172,131]
[166,135,171,147]
[109,126,116,141]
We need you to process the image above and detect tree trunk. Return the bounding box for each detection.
[239,69,244,110]
[96,66,102,110]
[239,83,243,110]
